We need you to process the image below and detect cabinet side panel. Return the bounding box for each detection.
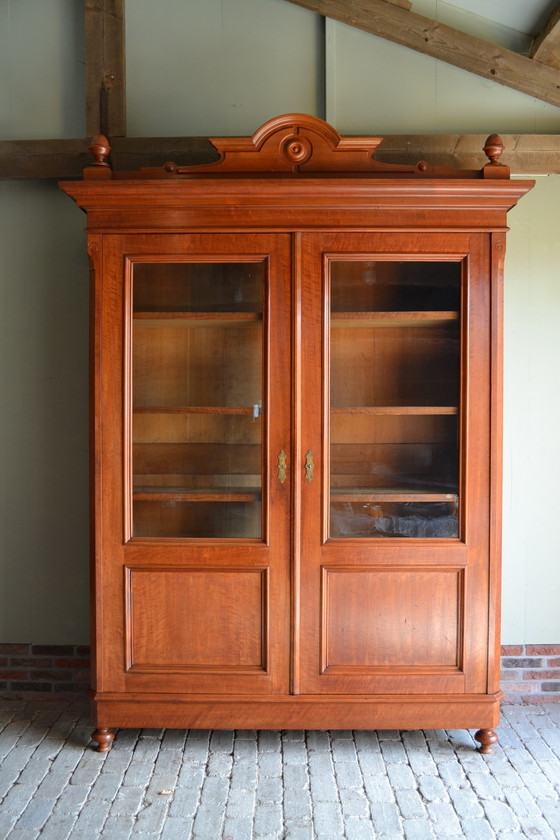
[89,235,102,693]
[488,232,505,693]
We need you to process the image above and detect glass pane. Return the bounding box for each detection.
[329,261,461,539]
[132,262,264,538]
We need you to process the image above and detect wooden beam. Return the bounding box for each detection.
[0,140,92,180]
[85,0,126,137]
[382,0,411,9]
[2,135,559,180]
[284,0,560,107]
[531,6,560,67]
[373,134,560,175]
[0,138,217,180]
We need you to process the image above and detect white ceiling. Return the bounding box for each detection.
[413,0,558,36]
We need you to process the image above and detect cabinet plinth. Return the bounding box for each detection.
[60,114,533,752]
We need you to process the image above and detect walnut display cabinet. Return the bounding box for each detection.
[60,115,533,753]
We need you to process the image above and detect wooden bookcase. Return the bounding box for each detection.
[60,115,533,752]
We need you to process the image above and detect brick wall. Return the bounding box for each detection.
[500,644,560,703]
[1,643,559,704]
[0,644,90,699]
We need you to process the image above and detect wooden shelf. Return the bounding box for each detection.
[134,486,261,502]
[133,312,262,328]
[331,487,458,503]
[331,311,458,328]
[133,406,256,415]
[331,406,458,415]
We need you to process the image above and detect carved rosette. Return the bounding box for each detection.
[280,134,313,166]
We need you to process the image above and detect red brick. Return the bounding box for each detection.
[0,658,7,667]
[547,657,560,667]
[0,644,30,655]
[76,646,91,657]
[0,670,28,680]
[11,657,53,668]
[500,645,524,656]
[500,670,522,681]
[523,670,560,681]
[502,682,539,695]
[525,644,560,655]
[54,658,90,669]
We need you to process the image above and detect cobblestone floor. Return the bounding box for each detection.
[0,699,559,839]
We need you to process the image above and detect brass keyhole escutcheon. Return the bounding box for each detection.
[277,450,287,484]
[305,450,314,483]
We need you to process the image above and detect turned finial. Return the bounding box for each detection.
[90,135,111,167]
[483,134,504,166]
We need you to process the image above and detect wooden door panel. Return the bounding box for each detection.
[126,566,268,671]
[322,566,463,672]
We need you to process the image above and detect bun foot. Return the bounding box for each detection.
[474,728,498,754]
[92,728,115,752]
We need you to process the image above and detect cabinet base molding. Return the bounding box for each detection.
[92,692,502,751]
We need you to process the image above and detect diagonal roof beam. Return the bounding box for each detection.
[285,0,560,107]
[531,5,560,66]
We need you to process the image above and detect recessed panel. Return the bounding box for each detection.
[323,567,462,671]
[127,567,267,671]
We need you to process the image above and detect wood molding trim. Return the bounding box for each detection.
[284,0,560,107]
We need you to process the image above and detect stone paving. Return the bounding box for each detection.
[0,699,559,839]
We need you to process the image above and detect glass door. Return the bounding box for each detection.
[97,233,292,697]
[329,259,461,539]
[131,260,264,539]
[297,232,490,697]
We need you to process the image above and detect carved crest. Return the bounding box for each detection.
[86,114,508,180]
[170,113,414,175]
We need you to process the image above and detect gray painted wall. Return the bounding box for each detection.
[0,0,558,644]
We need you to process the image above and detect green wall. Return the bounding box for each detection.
[0,0,558,643]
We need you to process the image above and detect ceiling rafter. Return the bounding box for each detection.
[382,0,411,8]
[531,5,560,68]
[285,0,560,107]
[1,0,560,180]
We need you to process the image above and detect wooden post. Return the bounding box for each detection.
[85,0,126,138]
